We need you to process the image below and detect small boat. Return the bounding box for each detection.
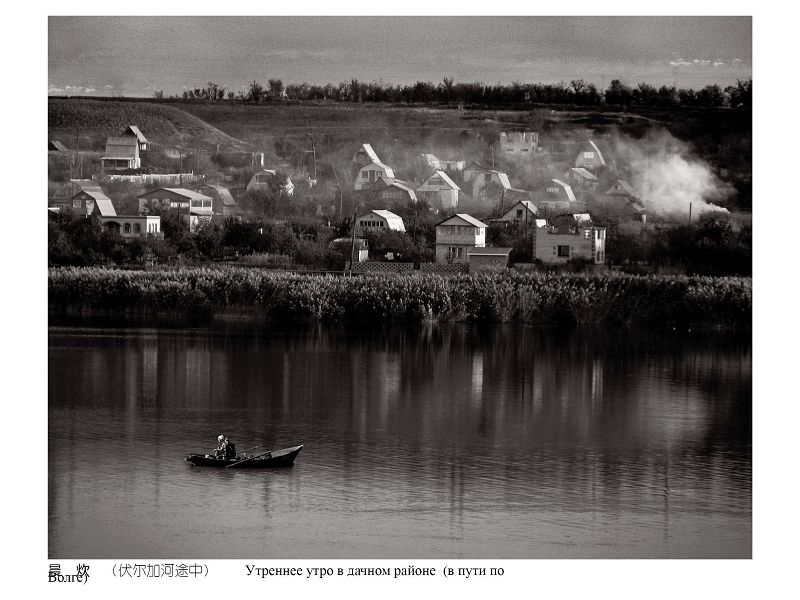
[186,445,303,468]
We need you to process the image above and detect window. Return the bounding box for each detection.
[484,173,491,182]
[516,209,523,218]
[457,247,463,258]
[583,151,595,159]
[133,223,141,233]
[123,223,131,233]
[584,230,591,239]
[362,171,369,179]
[557,245,570,257]
[547,187,559,194]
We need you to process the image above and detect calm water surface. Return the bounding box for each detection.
[48,322,751,558]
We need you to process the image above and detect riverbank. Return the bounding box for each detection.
[48,266,751,329]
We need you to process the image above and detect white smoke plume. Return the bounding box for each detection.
[611,130,731,219]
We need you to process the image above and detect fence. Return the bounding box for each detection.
[346,261,415,274]
[102,173,201,185]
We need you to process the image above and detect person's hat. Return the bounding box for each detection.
[218,435,224,441]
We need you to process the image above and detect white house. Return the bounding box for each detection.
[434,213,488,264]
[355,209,406,236]
[355,159,395,191]
[99,215,161,238]
[416,170,460,211]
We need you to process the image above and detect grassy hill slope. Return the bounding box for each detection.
[48,98,250,154]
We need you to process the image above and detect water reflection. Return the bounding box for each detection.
[49,323,751,558]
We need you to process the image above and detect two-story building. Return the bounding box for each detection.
[101,136,140,171]
[355,210,406,236]
[533,223,607,264]
[415,170,460,211]
[138,187,213,231]
[68,189,117,217]
[435,213,488,264]
[499,131,540,155]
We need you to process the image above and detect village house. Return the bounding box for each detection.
[122,126,149,152]
[532,179,581,214]
[198,183,244,218]
[499,131,540,155]
[466,165,511,201]
[467,247,513,271]
[415,170,460,211]
[533,222,607,265]
[355,209,406,236]
[138,187,213,231]
[68,189,117,217]
[420,154,465,171]
[435,213,488,264]
[565,167,599,200]
[101,136,140,171]
[99,215,162,238]
[499,200,539,226]
[369,177,418,205]
[246,169,294,196]
[355,158,395,192]
[51,179,103,207]
[574,141,607,172]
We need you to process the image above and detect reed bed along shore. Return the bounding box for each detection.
[48,266,751,329]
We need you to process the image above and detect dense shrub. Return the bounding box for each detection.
[49,267,750,329]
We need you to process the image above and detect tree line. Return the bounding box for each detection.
[156,77,752,110]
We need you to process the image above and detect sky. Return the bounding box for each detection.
[48,16,752,97]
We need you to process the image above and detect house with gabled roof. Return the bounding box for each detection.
[122,126,149,152]
[138,187,213,231]
[574,140,607,171]
[420,154,465,171]
[499,200,539,226]
[354,143,381,167]
[246,169,294,196]
[370,177,418,205]
[355,209,406,236]
[464,163,511,201]
[71,189,117,217]
[199,183,244,218]
[355,158,395,191]
[101,136,140,170]
[435,213,488,264]
[416,170,461,211]
[532,179,581,214]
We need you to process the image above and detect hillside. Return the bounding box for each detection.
[48,98,250,154]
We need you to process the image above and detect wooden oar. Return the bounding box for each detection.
[225,448,272,469]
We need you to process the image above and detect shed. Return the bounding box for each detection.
[467,247,513,271]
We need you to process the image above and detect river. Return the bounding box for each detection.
[48,322,751,558]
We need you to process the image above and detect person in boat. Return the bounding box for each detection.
[224,437,237,460]
[214,434,226,459]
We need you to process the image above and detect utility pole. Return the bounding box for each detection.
[688,202,692,224]
[349,207,358,276]
[74,127,79,179]
[491,145,495,168]
[179,151,183,186]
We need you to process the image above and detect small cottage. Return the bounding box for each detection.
[370,178,418,204]
[101,136,140,170]
[246,170,294,196]
[199,183,244,218]
[499,200,538,225]
[355,210,406,236]
[69,189,117,217]
[574,141,607,171]
[416,171,460,211]
[532,179,580,214]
